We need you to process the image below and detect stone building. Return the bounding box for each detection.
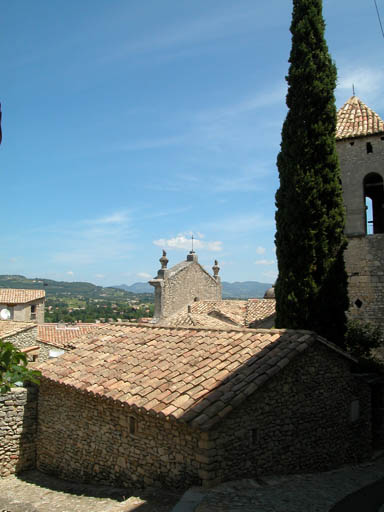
[149,251,221,321]
[336,97,384,328]
[35,323,372,489]
[0,289,45,324]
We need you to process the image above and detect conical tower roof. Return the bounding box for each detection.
[336,96,384,140]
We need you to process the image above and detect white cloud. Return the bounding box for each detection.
[67,270,74,276]
[256,246,266,255]
[95,274,105,279]
[255,259,275,265]
[137,272,152,279]
[153,233,222,252]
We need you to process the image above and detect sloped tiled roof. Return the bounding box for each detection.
[38,324,353,431]
[336,96,384,140]
[162,299,276,329]
[0,321,36,338]
[0,288,45,304]
[246,299,276,326]
[158,311,239,329]
[37,323,101,349]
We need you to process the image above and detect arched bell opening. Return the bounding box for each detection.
[364,173,384,234]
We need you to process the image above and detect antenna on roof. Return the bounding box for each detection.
[374,0,384,40]
[352,84,355,96]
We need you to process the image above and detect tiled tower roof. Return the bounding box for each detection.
[336,96,384,140]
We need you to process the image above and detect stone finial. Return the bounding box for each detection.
[212,260,220,277]
[160,250,168,269]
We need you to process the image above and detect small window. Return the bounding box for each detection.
[350,400,360,422]
[364,173,384,234]
[349,141,355,146]
[30,304,37,320]
[129,416,138,435]
[354,299,363,309]
[250,428,258,447]
[366,142,373,154]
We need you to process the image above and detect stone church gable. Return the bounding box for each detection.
[149,251,221,321]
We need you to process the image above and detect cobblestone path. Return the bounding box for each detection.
[0,471,181,512]
[196,455,384,512]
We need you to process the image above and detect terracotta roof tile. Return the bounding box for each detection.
[159,299,276,329]
[0,288,45,304]
[336,96,384,140]
[37,323,107,348]
[0,321,36,338]
[38,324,355,430]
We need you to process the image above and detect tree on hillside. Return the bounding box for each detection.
[274,0,348,345]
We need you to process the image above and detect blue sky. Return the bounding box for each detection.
[2,0,384,286]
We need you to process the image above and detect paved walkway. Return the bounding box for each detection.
[173,454,384,512]
[0,470,181,512]
[3,457,384,512]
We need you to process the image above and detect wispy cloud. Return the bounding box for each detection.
[66,270,74,276]
[50,211,135,266]
[336,66,384,108]
[83,211,130,225]
[255,259,275,265]
[106,5,268,61]
[256,246,266,255]
[153,233,222,252]
[262,269,278,281]
[137,272,152,279]
[204,213,274,234]
[113,135,184,152]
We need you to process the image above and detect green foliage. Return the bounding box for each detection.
[274,0,348,345]
[344,319,383,359]
[0,340,41,394]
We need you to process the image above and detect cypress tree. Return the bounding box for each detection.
[274,0,348,345]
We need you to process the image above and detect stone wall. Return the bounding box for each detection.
[37,382,208,488]
[150,254,221,320]
[207,343,371,486]
[0,387,38,477]
[5,326,59,362]
[344,235,384,330]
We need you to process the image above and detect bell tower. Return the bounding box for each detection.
[336,96,384,328]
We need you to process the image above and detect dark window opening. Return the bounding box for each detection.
[364,173,384,234]
[366,142,373,153]
[250,428,258,447]
[30,304,37,320]
[349,141,355,146]
[381,136,384,141]
[355,299,363,309]
[129,416,137,435]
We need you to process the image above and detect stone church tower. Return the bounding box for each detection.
[149,251,222,321]
[336,96,384,328]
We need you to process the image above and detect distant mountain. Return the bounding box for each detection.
[115,281,272,299]
[222,281,272,299]
[0,274,271,301]
[0,275,143,300]
[115,282,154,294]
